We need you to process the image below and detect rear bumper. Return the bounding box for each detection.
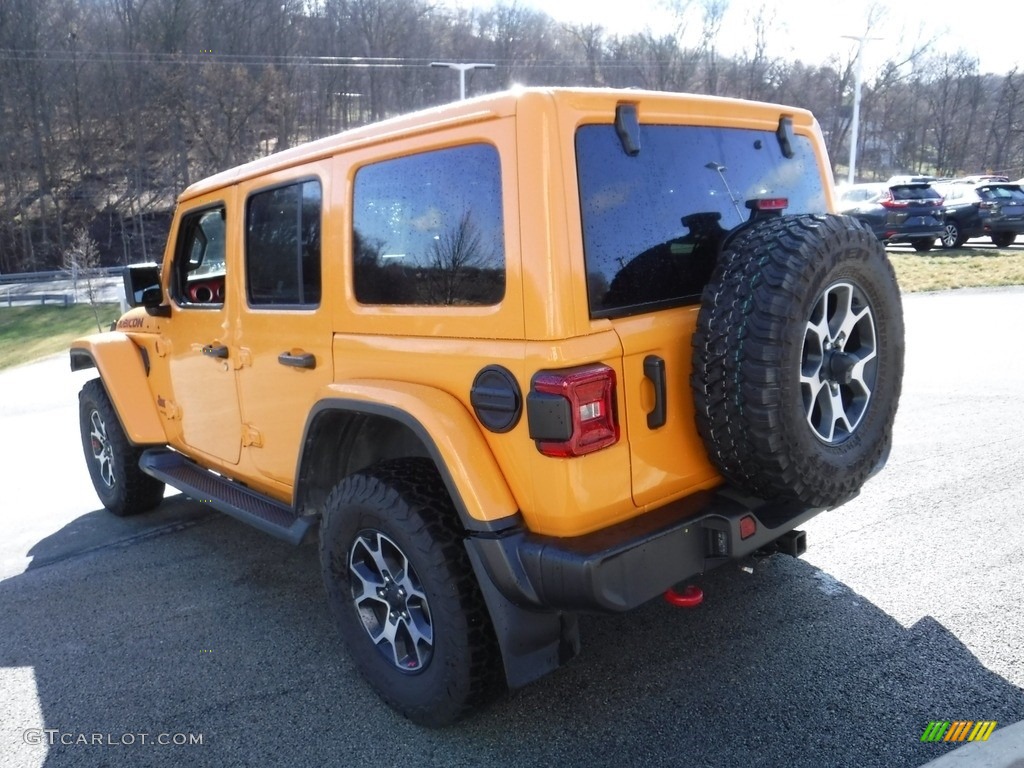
[467,488,825,614]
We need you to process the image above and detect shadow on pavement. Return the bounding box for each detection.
[1,503,1020,768]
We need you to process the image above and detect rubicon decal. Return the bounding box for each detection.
[920,721,998,743]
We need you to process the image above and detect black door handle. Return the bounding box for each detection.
[278,351,316,369]
[643,355,667,429]
[202,344,228,359]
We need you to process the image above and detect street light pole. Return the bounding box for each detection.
[842,34,882,185]
[430,61,495,100]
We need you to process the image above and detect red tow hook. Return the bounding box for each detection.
[664,584,704,608]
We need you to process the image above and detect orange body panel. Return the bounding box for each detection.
[76,87,836,536]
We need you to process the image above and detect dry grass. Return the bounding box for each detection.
[0,304,121,371]
[887,246,1024,293]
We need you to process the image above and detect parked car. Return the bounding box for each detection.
[886,174,938,185]
[954,174,1010,184]
[836,181,945,252]
[935,180,1024,248]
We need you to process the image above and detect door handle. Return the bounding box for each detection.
[643,355,667,429]
[278,351,316,370]
[201,343,228,359]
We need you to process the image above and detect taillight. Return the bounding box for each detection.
[751,197,788,211]
[527,364,619,457]
[879,192,907,209]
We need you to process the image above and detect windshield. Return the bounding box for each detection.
[576,123,827,318]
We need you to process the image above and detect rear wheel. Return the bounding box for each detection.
[78,378,165,516]
[941,221,966,248]
[911,238,935,252]
[991,232,1017,248]
[319,458,502,727]
[692,214,904,508]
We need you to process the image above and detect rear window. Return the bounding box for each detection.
[576,124,827,318]
[890,185,942,201]
[977,185,1024,202]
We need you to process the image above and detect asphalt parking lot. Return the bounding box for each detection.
[1,287,1022,768]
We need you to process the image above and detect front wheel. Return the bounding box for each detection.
[319,458,502,727]
[911,238,935,252]
[991,232,1017,248]
[78,378,165,516]
[941,221,966,248]
[692,214,904,508]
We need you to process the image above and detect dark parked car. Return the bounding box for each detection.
[936,181,1024,248]
[836,181,945,252]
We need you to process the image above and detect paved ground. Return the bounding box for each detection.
[0,288,1022,768]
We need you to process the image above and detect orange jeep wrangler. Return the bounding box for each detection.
[71,88,903,726]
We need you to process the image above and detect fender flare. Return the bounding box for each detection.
[69,333,166,445]
[297,381,521,533]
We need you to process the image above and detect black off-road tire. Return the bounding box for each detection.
[319,458,503,727]
[78,378,165,516]
[692,214,904,508]
[991,232,1016,248]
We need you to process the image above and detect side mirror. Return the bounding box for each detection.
[123,263,166,312]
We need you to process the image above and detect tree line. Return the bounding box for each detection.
[1,0,1022,273]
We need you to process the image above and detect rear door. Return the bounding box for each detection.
[574,121,831,506]
[979,184,1024,229]
[887,183,944,234]
[234,163,333,491]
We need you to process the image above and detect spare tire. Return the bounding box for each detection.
[691,214,904,508]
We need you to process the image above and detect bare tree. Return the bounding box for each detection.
[425,211,489,306]
[63,228,106,331]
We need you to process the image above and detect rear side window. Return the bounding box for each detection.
[352,143,505,306]
[246,180,322,306]
[576,124,827,318]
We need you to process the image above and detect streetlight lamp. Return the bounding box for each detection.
[842,34,882,185]
[430,61,495,101]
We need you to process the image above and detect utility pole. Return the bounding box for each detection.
[430,62,495,101]
[842,34,882,185]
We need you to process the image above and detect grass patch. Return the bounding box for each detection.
[0,303,121,371]
[887,247,1024,293]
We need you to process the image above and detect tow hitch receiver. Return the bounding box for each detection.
[772,529,807,558]
[664,584,704,608]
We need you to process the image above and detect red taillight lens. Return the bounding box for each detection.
[529,365,619,457]
[880,193,909,209]
[751,197,788,211]
[739,515,757,540]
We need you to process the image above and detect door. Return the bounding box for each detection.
[234,172,333,488]
[166,197,243,464]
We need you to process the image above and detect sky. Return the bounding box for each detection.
[442,0,1023,78]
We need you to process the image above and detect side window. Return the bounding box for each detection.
[173,206,226,307]
[246,180,322,306]
[352,144,505,306]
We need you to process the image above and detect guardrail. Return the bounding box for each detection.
[2,292,73,307]
[0,267,124,285]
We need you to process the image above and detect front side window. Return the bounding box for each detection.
[352,144,505,306]
[173,205,226,306]
[246,180,322,306]
[576,124,828,318]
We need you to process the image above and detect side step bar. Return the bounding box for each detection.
[140,448,316,545]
